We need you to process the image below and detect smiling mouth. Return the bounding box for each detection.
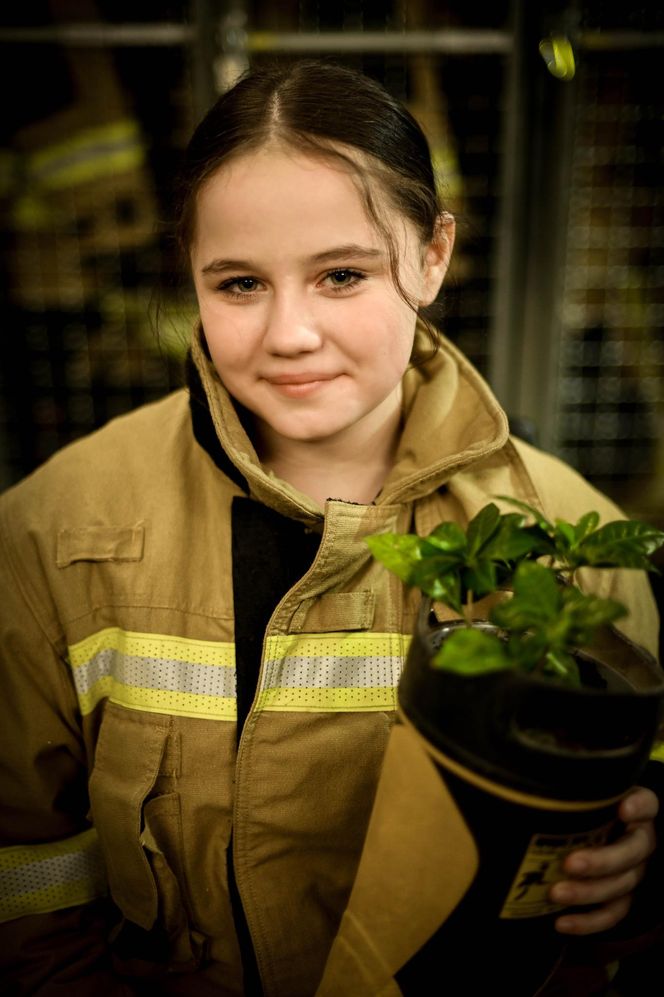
[266,375,338,398]
[266,373,336,385]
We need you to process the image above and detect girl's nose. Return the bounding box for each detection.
[262,291,323,355]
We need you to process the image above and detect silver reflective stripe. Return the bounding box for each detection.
[73,649,237,699]
[262,655,403,689]
[68,628,237,717]
[256,632,409,712]
[0,828,107,923]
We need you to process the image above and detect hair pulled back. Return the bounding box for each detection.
[180,60,442,248]
[177,61,446,351]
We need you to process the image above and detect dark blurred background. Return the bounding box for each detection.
[0,4,662,992]
[1,0,662,534]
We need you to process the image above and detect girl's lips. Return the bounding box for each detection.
[266,375,338,398]
[264,372,340,398]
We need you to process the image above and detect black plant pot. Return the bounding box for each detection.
[394,602,664,996]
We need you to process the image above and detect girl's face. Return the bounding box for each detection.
[191,145,452,457]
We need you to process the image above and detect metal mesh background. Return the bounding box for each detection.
[554,48,663,520]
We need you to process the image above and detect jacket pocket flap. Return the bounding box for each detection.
[57,524,145,567]
[292,591,376,633]
[88,704,170,929]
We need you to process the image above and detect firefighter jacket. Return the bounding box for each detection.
[0,325,660,996]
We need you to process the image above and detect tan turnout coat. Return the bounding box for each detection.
[0,328,659,995]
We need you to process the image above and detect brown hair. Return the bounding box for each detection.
[177,60,446,347]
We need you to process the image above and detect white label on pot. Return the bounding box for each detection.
[499,822,615,919]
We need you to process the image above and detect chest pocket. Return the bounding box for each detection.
[57,524,145,566]
[88,702,201,969]
[56,523,148,615]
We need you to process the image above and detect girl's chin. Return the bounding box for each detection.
[254,413,360,448]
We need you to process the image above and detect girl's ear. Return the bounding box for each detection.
[420,212,456,306]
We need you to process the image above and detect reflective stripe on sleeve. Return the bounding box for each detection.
[256,632,410,712]
[68,627,236,720]
[0,828,106,923]
[27,119,144,190]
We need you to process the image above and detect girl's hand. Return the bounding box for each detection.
[549,786,658,935]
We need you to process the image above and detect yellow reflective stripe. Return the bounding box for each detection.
[68,627,410,718]
[68,627,236,719]
[258,686,398,712]
[650,742,664,763]
[256,632,410,713]
[27,119,144,189]
[104,683,235,721]
[0,829,106,924]
[68,627,236,668]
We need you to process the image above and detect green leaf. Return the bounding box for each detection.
[465,503,501,557]
[365,533,425,584]
[491,562,562,632]
[481,514,546,562]
[577,520,664,570]
[463,561,497,599]
[409,560,463,612]
[425,521,467,553]
[433,627,511,675]
[574,511,600,542]
[543,650,581,686]
[560,588,627,644]
[554,519,576,550]
[507,632,551,672]
[494,496,554,534]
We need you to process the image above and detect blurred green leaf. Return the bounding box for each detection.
[433,627,511,675]
[425,521,467,553]
[574,511,600,542]
[410,568,463,614]
[491,562,561,631]
[495,496,554,534]
[463,561,497,599]
[365,533,425,584]
[482,515,550,562]
[466,503,501,557]
[576,521,664,571]
[543,650,581,686]
[555,520,576,550]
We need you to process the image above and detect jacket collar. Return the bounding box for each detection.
[384,332,509,504]
[188,323,509,521]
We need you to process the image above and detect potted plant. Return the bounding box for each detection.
[365,497,664,772]
[316,502,664,997]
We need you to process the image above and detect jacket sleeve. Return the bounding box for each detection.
[0,496,131,994]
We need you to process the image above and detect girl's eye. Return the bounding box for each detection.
[325,269,366,292]
[217,276,260,297]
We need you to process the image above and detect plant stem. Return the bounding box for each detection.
[464,590,474,626]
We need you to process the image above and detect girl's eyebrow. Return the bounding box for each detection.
[200,244,384,276]
[309,244,384,264]
[201,258,253,275]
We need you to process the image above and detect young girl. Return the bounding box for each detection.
[0,61,660,996]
